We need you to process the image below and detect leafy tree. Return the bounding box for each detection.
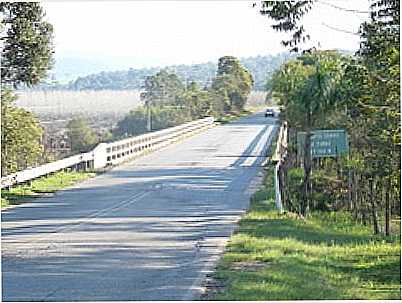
[259,1,315,52]
[113,106,192,138]
[0,2,54,176]
[1,89,44,175]
[211,56,254,111]
[66,118,99,153]
[181,81,211,119]
[114,108,148,137]
[0,2,54,88]
[343,0,400,234]
[140,69,185,106]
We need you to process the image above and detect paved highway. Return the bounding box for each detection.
[1,112,277,301]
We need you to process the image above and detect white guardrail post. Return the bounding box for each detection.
[1,117,215,189]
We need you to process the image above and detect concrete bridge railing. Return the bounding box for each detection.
[1,117,214,189]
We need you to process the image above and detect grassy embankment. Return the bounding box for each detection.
[1,171,96,209]
[207,164,401,300]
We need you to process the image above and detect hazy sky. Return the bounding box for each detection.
[43,0,371,68]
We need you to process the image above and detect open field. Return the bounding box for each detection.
[16,90,267,119]
[15,90,143,119]
[206,166,401,300]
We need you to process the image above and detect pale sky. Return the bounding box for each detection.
[43,0,371,68]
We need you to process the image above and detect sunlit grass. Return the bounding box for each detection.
[216,110,253,124]
[1,171,96,208]
[210,167,401,300]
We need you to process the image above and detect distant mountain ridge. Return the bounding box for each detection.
[37,53,294,91]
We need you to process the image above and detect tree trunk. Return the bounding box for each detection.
[301,130,312,217]
[348,168,353,211]
[385,178,391,236]
[353,173,359,221]
[369,178,379,234]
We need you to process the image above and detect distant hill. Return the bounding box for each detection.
[36,53,294,91]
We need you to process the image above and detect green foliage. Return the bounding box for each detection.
[0,2,54,176]
[114,108,147,137]
[140,69,185,106]
[205,133,400,300]
[284,167,304,211]
[66,117,99,152]
[268,1,400,234]
[0,2,54,88]
[1,89,44,175]
[212,56,254,111]
[115,57,255,137]
[271,50,347,216]
[259,1,315,52]
[272,50,347,129]
[113,106,193,138]
[181,82,212,119]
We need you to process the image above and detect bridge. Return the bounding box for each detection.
[2,112,278,301]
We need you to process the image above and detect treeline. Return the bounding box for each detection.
[34,54,291,91]
[113,56,253,138]
[271,1,400,235]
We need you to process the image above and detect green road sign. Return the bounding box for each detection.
[297,129,349,158]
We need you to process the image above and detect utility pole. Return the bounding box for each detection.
[146,100,152,132]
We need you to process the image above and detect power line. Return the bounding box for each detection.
[321,22,360,36]
[318,0,370,14]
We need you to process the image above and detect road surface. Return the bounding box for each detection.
[1,112,277,301]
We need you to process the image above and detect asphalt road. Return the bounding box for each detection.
[1,112,278,301]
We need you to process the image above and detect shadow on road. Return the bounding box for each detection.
[1,112,278,301]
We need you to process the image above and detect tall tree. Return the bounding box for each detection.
[140,69,185,106]
[1,89,44,175]
[0,2,54,88]
[0,2,54,176]
[212,56,253,111]
[66,118,99,153]
[346,0,400,234]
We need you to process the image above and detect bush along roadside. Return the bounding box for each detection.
[203,162,401,300]
[1,170,96,209]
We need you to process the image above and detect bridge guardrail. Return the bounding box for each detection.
[1,117,214,189]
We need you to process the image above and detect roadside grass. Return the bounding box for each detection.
[209,166,401,300]
[216,110,253,124]
[1,170,96,208]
